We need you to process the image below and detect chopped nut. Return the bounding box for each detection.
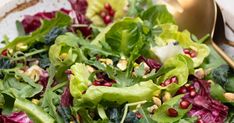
[16,43,28,51]
[25,65,43,81]
[152,97,162,106]
[87,65,95,73]
[143,63,150,72]
[147,105,158,113]
[194,68,205,79]
[224,93,234,102]
[59,53,68,60]
[99,58,113,65]
[162,92,171,102]
[32,99,40,105]
[117,59,128,71]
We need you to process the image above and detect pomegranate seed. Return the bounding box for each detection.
[103,82,112,87]
[135,112,143,119]
[164,79,171,86]
[93,80,101,86]
[171,76,178,83]
[187,85,195,92]
[197,119,204,123]
[65,69,72,74]
[183,49,190,54]
[167,108,178,117]
[103,15,112,24]
[179,100,190,109]
[1,49,7,56]
[190,50,197,58]
[109,9,115,17]
[104,3,112,11]
[160,83,166,87]
[177,86,188,94]
[100,10,107,18]
[190,90,196,97]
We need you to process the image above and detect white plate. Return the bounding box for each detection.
[0,0,71,42]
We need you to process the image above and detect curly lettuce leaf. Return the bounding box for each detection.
[155,54,194,94]
[49,33,81,67]
[1,12,71,52]
[69,63,91,98]
[152,95,191,123]
[153,24,210,67]
[86,0,128,26]
[77,80,160,106]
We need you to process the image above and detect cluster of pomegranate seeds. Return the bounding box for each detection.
[1,49,8,56]
[176,84,197,98]
[99,3,115,25]
[167,108,178,117]
[160,76,178,87]
[93,72,116,87]
[183,48,197,58]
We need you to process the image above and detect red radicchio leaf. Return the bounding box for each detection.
[0,112,32,123]
[68,0,92,37]
[136,56,161,71]
[93,72,116,87]
[60,86,73,107]
[182,78,228,123]
[21,9,69,34]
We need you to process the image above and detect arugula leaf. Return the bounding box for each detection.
[141,5,175,26]
[1,71,43,98]
[40,90,62,123]
[152,95,190,123]
[2,12,71,52]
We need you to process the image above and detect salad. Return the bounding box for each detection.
[0,0,234,123]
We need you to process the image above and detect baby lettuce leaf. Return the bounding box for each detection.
[49,33,81,68]
[77,80,160,106]
[1,12,71,52]
[154,24,210,67]
[105,18,143,57]
[1,71,43,98]
[152,95,190,123]
[141,5,175,26]
[155,54,193,94]
[69,63,91,98]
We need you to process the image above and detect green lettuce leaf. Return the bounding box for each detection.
[105,17,143,57]
[155,54,194,94]
[69,63,91,98]
[153,24,210,67]
[152,95,191,123]
[77,80,160,106]
[1,12,71,52]
[141,5,175,25]
[49,33,81,67]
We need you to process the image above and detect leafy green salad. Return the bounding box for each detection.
[0,0,234,123]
